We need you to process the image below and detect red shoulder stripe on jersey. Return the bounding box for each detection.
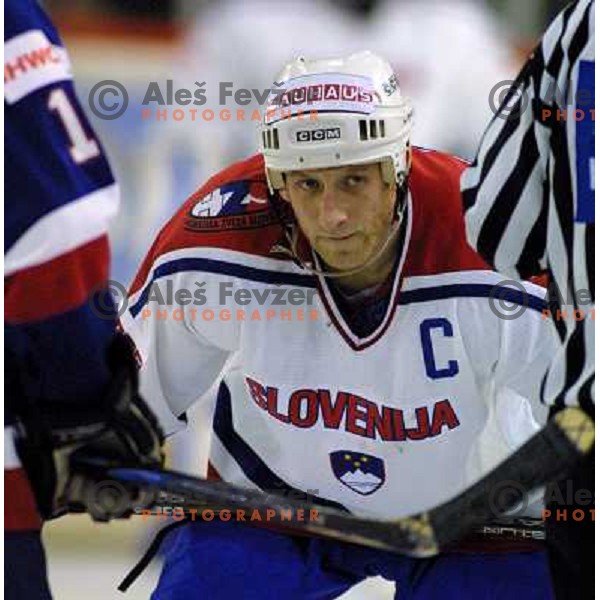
[4,469,42,531]
[404,148,489,277]
[5,236,109,324]
[131,149,488,299]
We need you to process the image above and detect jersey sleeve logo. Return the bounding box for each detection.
[4,29,71,105]
[185,180,278,232]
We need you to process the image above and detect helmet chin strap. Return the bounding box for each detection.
[275,181,408,280]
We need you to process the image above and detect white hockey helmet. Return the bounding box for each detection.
[260,51,413,192]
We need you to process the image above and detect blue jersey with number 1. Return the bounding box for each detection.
[5,0,119,424]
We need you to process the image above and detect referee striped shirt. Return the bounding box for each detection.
[461,0,595,414]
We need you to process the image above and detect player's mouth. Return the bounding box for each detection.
[320,233,357,242]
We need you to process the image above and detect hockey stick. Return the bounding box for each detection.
[80,406,593,559]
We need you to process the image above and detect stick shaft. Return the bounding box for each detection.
[87,408,593,557]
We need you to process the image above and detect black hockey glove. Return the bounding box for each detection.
[13,333,165,522]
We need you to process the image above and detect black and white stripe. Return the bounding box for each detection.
[461,0,595,414]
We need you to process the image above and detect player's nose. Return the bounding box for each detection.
[318,188,349,232]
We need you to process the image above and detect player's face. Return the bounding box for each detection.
[280,163,397,274]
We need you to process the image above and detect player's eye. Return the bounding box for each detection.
[295,178,321,192]
[344,174,367,188]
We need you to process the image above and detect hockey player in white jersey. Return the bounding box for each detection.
[123,52,557,599]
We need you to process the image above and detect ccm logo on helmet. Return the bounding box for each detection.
[296,128,342,143]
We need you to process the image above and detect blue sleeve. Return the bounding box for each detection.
[5,0,120,424]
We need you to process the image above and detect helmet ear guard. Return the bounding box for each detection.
[267,169,285,191]
[259,51,414,193]
[381,154,401,186]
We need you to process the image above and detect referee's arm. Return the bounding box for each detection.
[460,48,551,280]
[460,0,592,280]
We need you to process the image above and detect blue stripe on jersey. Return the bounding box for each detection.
[5,297,116,425]
[129,258,316,318]
[398,283,547,313]
[5,0,116,253]
[213,381,349,512]
[575,60,595,223]
[129,259,546,318]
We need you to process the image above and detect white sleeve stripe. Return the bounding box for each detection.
[4,29,72,105]
[5,183,119,276]
[4,427,22,469]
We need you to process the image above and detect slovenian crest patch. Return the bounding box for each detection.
[329,451,385,495]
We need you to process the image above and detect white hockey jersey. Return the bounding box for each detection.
[123,149,559,519]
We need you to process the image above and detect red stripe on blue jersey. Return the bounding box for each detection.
[4,469,42,531]
[5,235,109,324]
[5,234,115,418]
